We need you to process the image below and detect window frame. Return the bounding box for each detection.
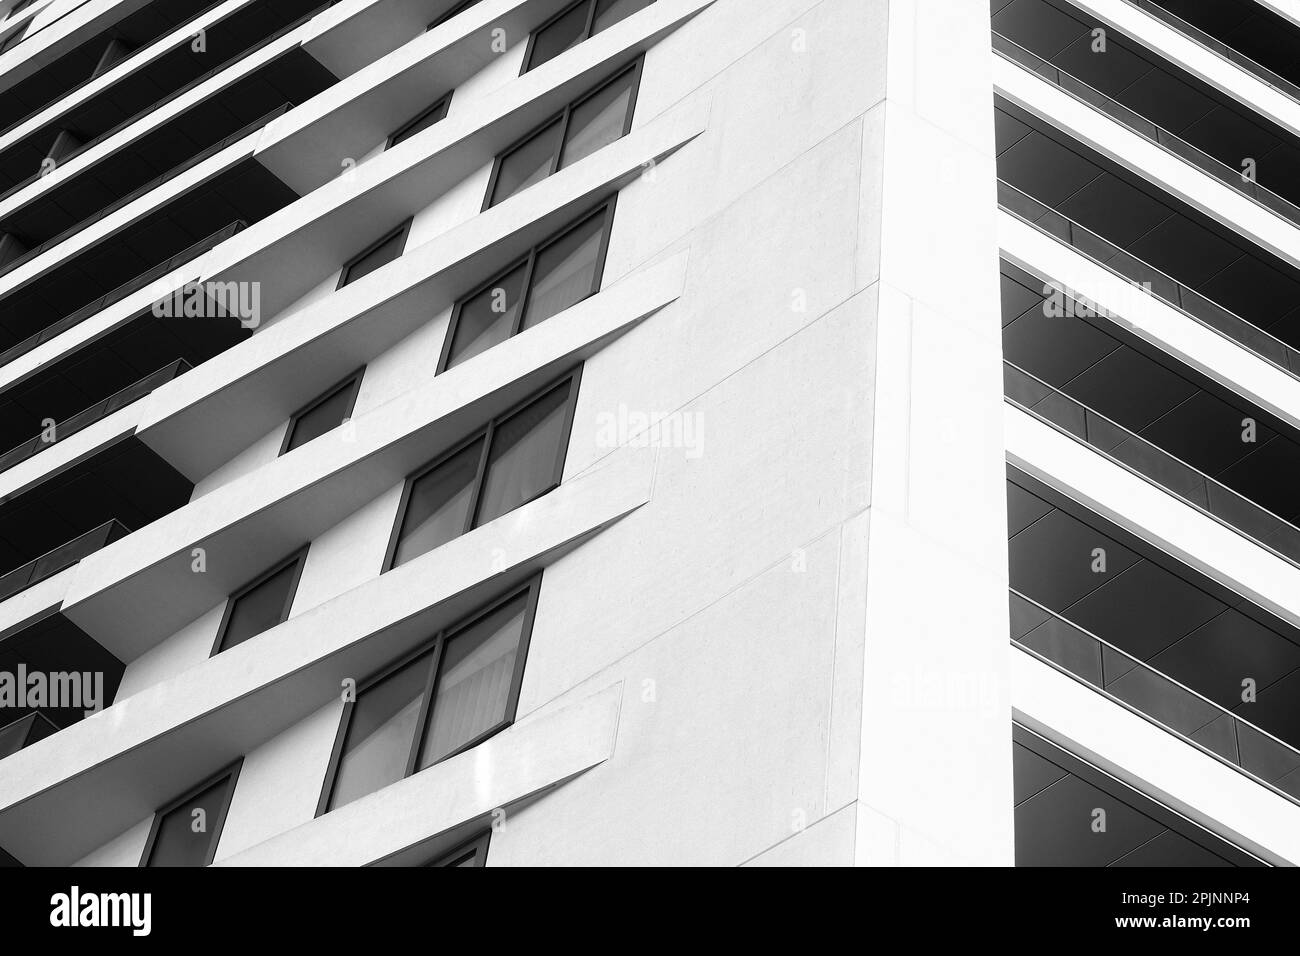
[209,546,310,657]
[428,831,491,866]
[520,0,596,74]
[314,576,543,817]
[336,218,414,290]
[437,200,617,374]
[386,92,454,150]
[379,368,582,574]
[138,759,243,868]
[278,368,364,457]
[483,59,643,211]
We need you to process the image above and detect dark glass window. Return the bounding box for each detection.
[212,550,308,654]
[441,203,614,371]
[427,832,490,866]
[338,222,411,289]
[487,64,640,208]
[141,763,241,867]
[428,0,483,30]
[281,372,363,455]
[523,0,654,72]
[320,582,540,813]
[385,375,578,570]
[388,94,452,149]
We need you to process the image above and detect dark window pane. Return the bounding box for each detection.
[145,774,235,867]
[489,118,563,207]
[476,383,570,524]
[284,379,357,454]
[521,213,605,330]
[429,0,482,29]
[445,264,527,370]
[0,716,31,759]
[592,0,652,33]
[329,652,434,811]
[217,560,301,653]
[341,229,406,287]
[390,97,450,148]
[418,595,527,768]
[393,439,484,567]
[526,1,590,71]
[559,69,636,169]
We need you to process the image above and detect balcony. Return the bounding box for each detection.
[0,519,128,601]
[0,218,247,367]
[1005,360,1300,565]
[1124,0,1300,103]
[992,29,1300,228]
[1012,588,1300,802]
[0,358,189,474]
[0,0,334,197]
[998,178,1300,377]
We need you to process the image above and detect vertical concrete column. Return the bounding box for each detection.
[853,0,1013,865]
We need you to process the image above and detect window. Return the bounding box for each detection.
[427,832,490,866]
[140,762,241,867]
[211,549,308,655]
[338,220,412,289]
[428,0,482,30]
[387,94,452,149]
[280,371,363,455]
[523,0,653,73]
[486,62,641,208]
[317,580,540,814]
[384,374,579,571]
[439,202,614,371]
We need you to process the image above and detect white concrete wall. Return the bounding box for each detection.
[53,0,1017,867]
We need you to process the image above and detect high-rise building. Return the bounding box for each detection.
[0,0,1291,870]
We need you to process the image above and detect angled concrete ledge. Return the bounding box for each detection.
[0,0,148,92]
[261,0,584,192]
[138,106,702,478]
[0,29,707,400]
[0,451,649,865]
[1006,404,1300,633]
[217,682,623,866]
[1014,649,1299,865]
[63,264,681,657]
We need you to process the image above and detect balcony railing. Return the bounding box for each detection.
[0,218,246,368]
[1004,360,1300,566]
[0,1,337,202]
[992,31,1300,228]
[1123,0,1300,105]
[1011,588,1300,804]
[997,178,1300,379]
[0,711,56,760]
[0,102,290,278]
[0,357,191,474]
[0,518,128,602]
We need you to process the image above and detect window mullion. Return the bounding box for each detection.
[466,422,495,530]
[405,639,445,777]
